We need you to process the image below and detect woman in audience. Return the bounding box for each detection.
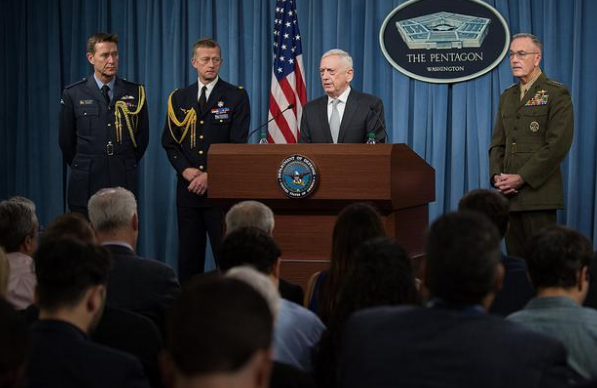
[305,203,385,324]
[314,237,421,388]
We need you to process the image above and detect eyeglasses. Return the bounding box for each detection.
[197,56,222,64]
[509,51,539,59]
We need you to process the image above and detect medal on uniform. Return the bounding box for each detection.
[530,121,540,132]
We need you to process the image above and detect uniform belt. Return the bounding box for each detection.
[77,142,135,156]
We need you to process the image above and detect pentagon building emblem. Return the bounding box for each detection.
[277,155,318,198]
[380,0,510,84]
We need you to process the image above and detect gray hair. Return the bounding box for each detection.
[225,201,275,235]
[88,187,137,233]
[225,266,281,321]
[512,33,543,53]
[322,48,353,69]
[0,199,38,253]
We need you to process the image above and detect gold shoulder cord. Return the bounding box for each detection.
[114,85,146,148]
[167,90,198,148]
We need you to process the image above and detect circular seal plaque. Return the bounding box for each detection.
[277,155,318,198]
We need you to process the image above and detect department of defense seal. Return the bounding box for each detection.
[277,155,318,198]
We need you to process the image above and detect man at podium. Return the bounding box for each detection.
[299,49,386,144]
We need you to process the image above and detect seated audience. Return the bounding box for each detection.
[458,189,535,315]
[315,237,421,388]
[306,202,386,324]
[219,227,325,373]
[160,277,273,388]
[224,200,304,305]
[0,197,38,309]
[508,225,597,379]
[26,237,150,388]
[0,248,9,299]
[88,187,181,330]
[583,251,597,309]
[337,212,582,388]
[0,298,29,388]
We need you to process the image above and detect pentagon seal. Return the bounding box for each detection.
[530,121,539,132]
[277,155,318,198]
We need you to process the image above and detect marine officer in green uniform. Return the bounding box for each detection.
[489,33,574,258]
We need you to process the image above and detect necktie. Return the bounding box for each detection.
[199,86,207,112]
[101,85,110,106]
[329,99,340,143]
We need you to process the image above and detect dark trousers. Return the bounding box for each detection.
[505,210,556,259]
[177,206,223,283]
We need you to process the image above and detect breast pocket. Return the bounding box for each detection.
[522,107,548,137]
[74,106,99,135]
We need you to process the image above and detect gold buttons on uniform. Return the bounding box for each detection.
[199,135,204,139]
[108,123,112,127]
[199,165,204,170]
[198,150,204,155]
[200,120,204,125]
[219,120,223,123]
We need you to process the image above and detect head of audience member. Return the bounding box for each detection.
[219,227,282,287]
[321,203,386,323]
[458,189,510,239]
[161,278,273,388]
[88,187,138,249]
[225,266,281,321]
[0,198,38,256]
[191,37,222,85]
[86,32,119,83]
[225,201,275,236]
[0,248,8,299]
[509,33,543,84]
[34,237,112,334]
[0,298,29,388]
[39,212,96,246]
[526,225,593,304]
[425,212,503,309]
[319,49,354,99]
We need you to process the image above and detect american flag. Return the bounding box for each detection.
[267,0,307,143]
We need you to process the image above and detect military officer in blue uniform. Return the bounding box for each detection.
[162,38,250,281]
[489,33,573,258]
[59,33,149,215]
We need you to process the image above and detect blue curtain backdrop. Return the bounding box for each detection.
[1,0,596,270]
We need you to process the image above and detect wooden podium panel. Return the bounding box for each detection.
[209,144,435,289]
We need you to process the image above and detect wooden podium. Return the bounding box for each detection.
[208,144,435,288]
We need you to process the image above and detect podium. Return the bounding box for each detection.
[208,144,435,288]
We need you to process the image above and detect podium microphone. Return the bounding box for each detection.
[247,104,295,141]
[369,104,389,143]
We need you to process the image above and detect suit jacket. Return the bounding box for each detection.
[489,254,535,316]
[59,76,149,209]
[339,305,581,388]
[26,319,150,388]
[162,78,250,207]
[489,73,573,211]
[299,89,386,143]
[104,244,180,330]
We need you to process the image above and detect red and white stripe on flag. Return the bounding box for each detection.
[267,0,307,143]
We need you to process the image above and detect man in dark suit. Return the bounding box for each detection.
[489,33,574,258]
[338,212,581,388]
[458,189,535,316]
[162,37,250,281]
[88,187,180,330]
[59,32,149,215]
[299,49,385,143]
[26,237,150,388]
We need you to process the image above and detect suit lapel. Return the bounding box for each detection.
[339,90,359,143]
[84,77,105,107]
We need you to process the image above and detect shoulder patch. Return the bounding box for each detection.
[65,78,86,90]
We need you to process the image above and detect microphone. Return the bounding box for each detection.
[369,104,388,143]
[247,104,295,142]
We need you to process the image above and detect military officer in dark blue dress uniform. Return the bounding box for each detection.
[59,33,149,215]
[162,38,250,281]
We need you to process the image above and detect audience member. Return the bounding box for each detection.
[0,298,29,388]
[88,187,181,329]
[315,237,420,388]
[508,225,597,379]
[338,212,581,388]
[458,189,535,315]
[26,237,150,388]
[161,277,272,388]
[220,227,325,373]
[224,200,304,305]
[0,248,9,299]
[583,251,597,309]
[39,212,97,245]
[0,198,38,309]
[306,202,385,324]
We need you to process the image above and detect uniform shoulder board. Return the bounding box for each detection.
[121,78,141,86]
[546,79,564,88]
[65,78,87,90]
